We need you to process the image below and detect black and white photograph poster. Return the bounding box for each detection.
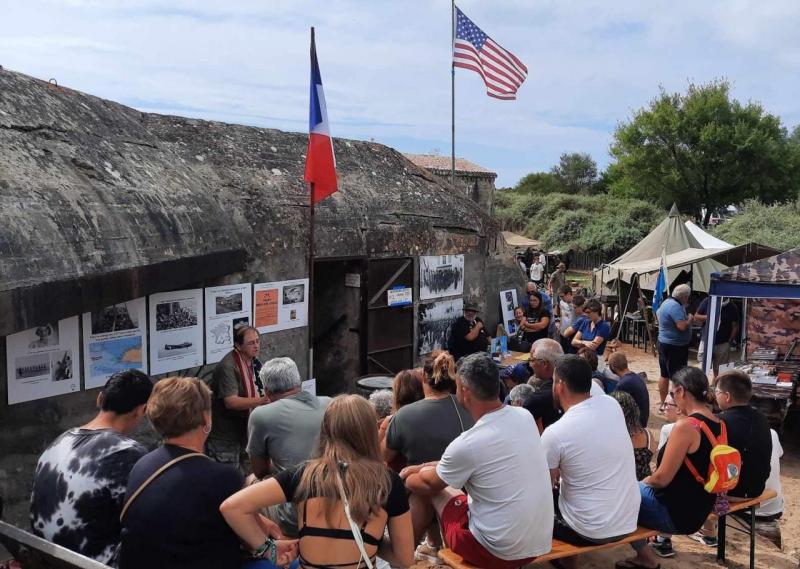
[205,283,252,364]
[6,316,80,404]
[149,289,204,375]
[82,297,148,390]
[499,289,519,335]
[418,297,463,356]
[419,254,465,300]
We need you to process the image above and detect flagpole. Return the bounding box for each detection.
[450,0,456,187]
[307,26,316,381]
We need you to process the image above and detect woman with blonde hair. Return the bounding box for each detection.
[119,377,296,569]
[221,395,414,569]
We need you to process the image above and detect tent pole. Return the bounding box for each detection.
[704,295,720,375]
[637,275,657,356]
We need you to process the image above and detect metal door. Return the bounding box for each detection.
[364,258,414,374]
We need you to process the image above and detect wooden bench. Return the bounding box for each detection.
[438,526,659,569]
[711,489,777,569]
[438,490,777,569]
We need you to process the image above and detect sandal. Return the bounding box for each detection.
[615,560,660,569]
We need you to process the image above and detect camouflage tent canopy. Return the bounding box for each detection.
[705,248,800,367]
[711,248,800,299]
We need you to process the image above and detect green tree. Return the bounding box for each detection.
[609,80,800,224]
[514,172,565,195]
[551,152,598,194]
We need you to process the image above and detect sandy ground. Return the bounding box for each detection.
[412,343,800,569]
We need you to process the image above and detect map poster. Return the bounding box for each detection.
[149,289,204,375]
[254,278,309,334]
[205,283,252,364]
[82,298,148,390]
[6,316,81,405]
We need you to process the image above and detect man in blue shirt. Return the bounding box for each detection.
[521,281,553,313]
[656,283,693,412]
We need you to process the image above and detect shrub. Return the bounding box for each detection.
[711,200,800,251]
[494,191,664,255]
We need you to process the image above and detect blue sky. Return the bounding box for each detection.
[1,0,799,187]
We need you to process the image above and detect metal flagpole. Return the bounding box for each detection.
[308,181,315,380]
[307,27,317,380]
[451,0,456,187]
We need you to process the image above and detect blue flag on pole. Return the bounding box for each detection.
[652,250,667,314]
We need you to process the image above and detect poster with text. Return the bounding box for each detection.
[419,254,464,300]
[6,316,81,404]
[82,298,148,389]
[149,289,204,375]
[205,283,252,364]
[499,289,519,335]
[254,278,309,333]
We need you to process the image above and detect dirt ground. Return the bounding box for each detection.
[412,343,800,569]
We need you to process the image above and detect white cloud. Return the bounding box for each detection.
[1,0,799,186]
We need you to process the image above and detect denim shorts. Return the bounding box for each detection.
[638,482,678,535]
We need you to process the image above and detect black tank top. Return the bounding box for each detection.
[654,413,719,534]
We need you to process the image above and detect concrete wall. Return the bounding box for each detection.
[427,170,497,213]
[0,68,503,528]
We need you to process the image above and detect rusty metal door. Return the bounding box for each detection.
[364,258,414,374]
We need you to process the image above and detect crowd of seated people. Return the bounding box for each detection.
[28,338,779,569]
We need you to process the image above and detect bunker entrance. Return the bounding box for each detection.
[312,257,414,395]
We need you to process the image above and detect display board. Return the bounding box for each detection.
[149,289,204,375]
[253,278,309,333]
[82,298,148,389]
[499,289,520,335]
[204,284,253,364]
[419,254,464,300]
[6,317,80,404]
[418,297,463,356]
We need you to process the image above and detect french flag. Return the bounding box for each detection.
[304,28,338,204]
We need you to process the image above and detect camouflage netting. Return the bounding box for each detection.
[718,248,800,285]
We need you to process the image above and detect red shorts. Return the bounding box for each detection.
[440,494,536,569]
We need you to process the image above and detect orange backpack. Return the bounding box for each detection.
[684,418,741,494]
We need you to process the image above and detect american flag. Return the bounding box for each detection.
[453,6,527,100]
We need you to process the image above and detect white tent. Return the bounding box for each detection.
[684,220,732,249]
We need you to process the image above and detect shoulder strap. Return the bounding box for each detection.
[682,417,720,484]
[333,469,374,569]
[120,452,207,521]
[450,395,466,433]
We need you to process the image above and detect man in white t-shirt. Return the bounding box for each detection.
[530,258,544,285]
[542,355,640,561]
[756,429,784,519]
[402,353,553,568]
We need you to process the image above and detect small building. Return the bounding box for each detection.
[403,153,497,212]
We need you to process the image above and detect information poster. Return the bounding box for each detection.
[388,286,413,307]
[82,298,148,389]
[205,284,252,364]
[6,317,80,404]
[419,254,465,300]
[149,289,204,375]
[253,278,309,333]
[499,289,519,334]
